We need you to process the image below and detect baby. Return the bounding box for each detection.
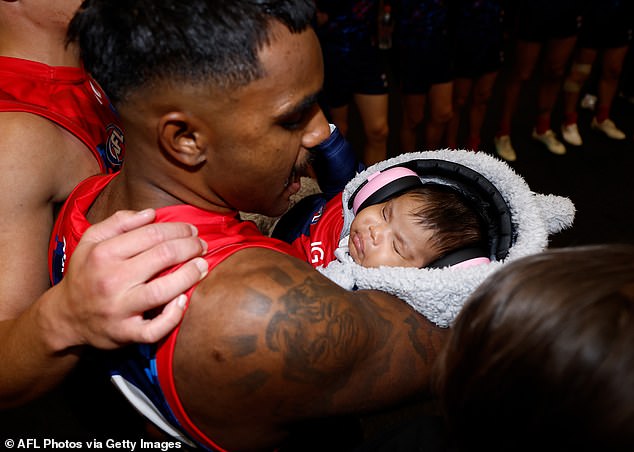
[271,125,576,327]
[273,126,490,270]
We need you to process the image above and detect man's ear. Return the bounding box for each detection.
[157,112,209,167]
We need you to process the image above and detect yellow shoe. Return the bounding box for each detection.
[494,135,517,161]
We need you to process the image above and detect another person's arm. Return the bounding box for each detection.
[1,211,208,408]
[0,115,208,408]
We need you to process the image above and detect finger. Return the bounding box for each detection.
[80,209,157,244]
[127,257,209,313]
[114,235,208,290]
[86,221,203,265]
[133,294,188,344]
[81,210,202,258]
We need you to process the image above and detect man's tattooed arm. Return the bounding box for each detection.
[173,247,448,441]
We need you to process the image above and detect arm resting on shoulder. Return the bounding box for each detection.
[0,209,208,408]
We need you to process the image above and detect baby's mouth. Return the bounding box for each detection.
[352,232,364,257]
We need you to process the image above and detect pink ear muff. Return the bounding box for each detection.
[450,256,491,269]
[351,166,421,214]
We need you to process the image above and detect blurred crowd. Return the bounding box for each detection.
[314,0,634,164]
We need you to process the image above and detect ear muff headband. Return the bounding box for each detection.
[349,167,423,214]
[348,159,514,265]
[426,246,490,269]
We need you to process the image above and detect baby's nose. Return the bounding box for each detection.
[370,224,388,243]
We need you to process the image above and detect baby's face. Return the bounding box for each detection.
[348,193,437,268]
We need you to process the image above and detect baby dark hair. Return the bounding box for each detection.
[403,185,484,266]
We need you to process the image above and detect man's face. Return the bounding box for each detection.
[202,23,330,217]
[348,193,438,268]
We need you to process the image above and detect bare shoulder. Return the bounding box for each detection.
[172,246,448,449]
[190,246,410,346]
[0,112,98,318]
[0,111,98,201]
[0,111,64,156]
[184,246,446,374]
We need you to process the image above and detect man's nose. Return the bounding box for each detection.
[301,107,330,149]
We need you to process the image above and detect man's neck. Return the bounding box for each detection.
[86,168,237,226]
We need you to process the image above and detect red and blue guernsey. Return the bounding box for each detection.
[48,173,304,451]
[278,193,346,269]
[0,56,124,173]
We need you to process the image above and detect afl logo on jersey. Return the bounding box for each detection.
[105,123,125,171]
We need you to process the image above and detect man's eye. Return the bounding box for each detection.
[280,113,305,130]
[381,206,387,220]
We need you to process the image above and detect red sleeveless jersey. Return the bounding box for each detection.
[49,173,302,450]
[0,56,124,173]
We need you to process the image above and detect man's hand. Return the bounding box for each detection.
[48,209,208,350]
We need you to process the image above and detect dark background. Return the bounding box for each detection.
[351,48,634,250]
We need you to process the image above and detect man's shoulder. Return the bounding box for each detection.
[0,110,60,137]
[204,226,302,271]
[0,111,102,196]
[0,112,70,174]
[198,243,315,294]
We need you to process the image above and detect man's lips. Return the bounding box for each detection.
[286,179,301,195]
[284,168,302,195]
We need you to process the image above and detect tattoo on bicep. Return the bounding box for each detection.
[267,266,294,286]
[220,335,258,358]
[230,369,270,396]
[264,273,392,386]
[205,288,269,359]
[240,287,273,316]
